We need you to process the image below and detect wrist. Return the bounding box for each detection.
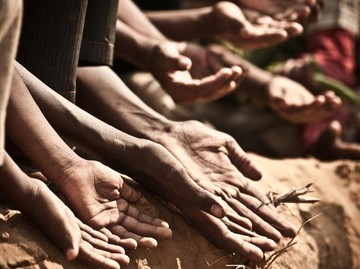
[48,154,85,189]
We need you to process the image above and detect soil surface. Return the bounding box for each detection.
[1,154,359,269]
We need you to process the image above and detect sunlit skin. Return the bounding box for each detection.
[0,153,130,269]
[6,68,173,256]
[15,63,294,262]
[204,44,342,124]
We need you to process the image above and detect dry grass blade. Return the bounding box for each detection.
[260,213,323,269]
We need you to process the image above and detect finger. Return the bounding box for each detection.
[125,203,170,227]
[226,197,282,241]
[238,25,288,50]
[117,204,172,239]
[81,230,125,254]
[155,43,192,71]
[226,139,263,180]
[78,240,128,269]
[183,209,265,261]
[172,68,235,104]
[110,225,158,248]
[235,190,297,238]
[78,220,108,242]
[231,65,244,86]
[273,98,326,123]
[195,72,238,103]
[240,235,276,252]
[120,180,142,203]
[164,55,192,71]
[323,91,342,108]
[115,199,172,238]
[226,207,252,230]
[222,217,276,251]
[100,228,138,249]
[266,19,303,37]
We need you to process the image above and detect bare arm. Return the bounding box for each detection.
[117,0,166,40]
[9,64,175,248]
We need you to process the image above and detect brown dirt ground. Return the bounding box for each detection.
[0,154,360,269]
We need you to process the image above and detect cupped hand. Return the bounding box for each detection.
[211,1,291,50]
[56,159,173,249]
[267,76,342,123]
[26,179,130,269]
[242,8,303,38]
[154,120,298,242]
[236,0,323,24]
[149,41,243,104]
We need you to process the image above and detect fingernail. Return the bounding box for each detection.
[211,204,225,218]
[160,221,170,228]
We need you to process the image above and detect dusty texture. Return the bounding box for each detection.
[0,155,360,269]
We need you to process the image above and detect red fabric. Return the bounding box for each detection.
[301,28,355,153]
[301,107,349,154]
[306,28,357,86]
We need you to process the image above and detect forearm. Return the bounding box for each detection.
[114,20,158,70]
[76,66,174,142]
[15,63,148,174]
[235,58,273,103]
[117,0,166,41]
[6,68,80,185]
[145,7,214,40]
[0,153,32,209]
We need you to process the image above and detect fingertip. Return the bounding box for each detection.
[65,248,78,261]
[178,56,192,70]
[281,222,298,238]
[231,65,242,76]
[275,215,298,238]
[211,203,226,218]
[251,236,277,252]
[271,229,282,243]
[247,245,265,262]
[160,220,170,228]
[228,80,237,90]
[241,157,263,181]
[128,239,138,249]
[139,237,158,248]
[288,23,303,36]
[218,67,233,79]
[315,95,325,104]
[161,227,173,239]
[124,255,131,265]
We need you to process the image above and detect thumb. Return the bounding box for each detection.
[155,43,192,71]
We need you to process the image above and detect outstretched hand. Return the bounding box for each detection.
[56,159,173,249]
[149,41,243,104]
[235,0,323,24]
[203,44,342,124]
[211,2,303,50]
[24,178,130,269]
[152,120,298,260]
[267,76,342,124]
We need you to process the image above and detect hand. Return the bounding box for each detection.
[242,8,303,38]
[236,0,323,24]
[151,120,298,259]
[56,159,173,248]
[24,179,130,269]
[149,41,243,104]
[267,76,342,124]
[202,44,342,124]
[211,1,295,50]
